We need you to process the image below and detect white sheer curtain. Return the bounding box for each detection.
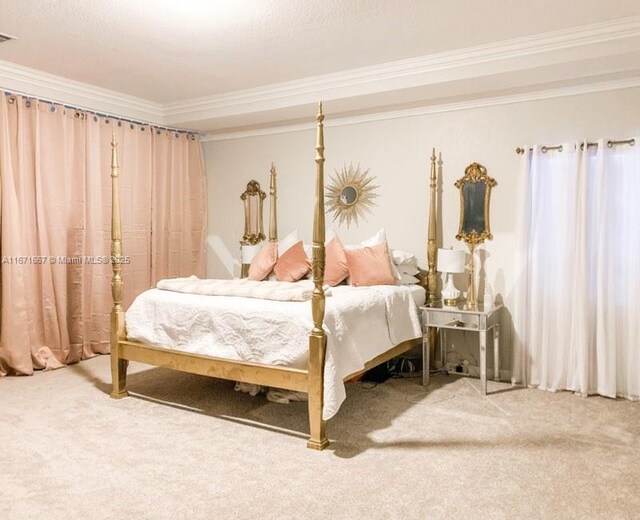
[513,139,640,400]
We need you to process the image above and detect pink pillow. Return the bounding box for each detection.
[274,241,311,282]
[344,242,396,286]
[248,242,277,281]
[324,237,349,286]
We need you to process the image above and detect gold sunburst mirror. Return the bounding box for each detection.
[326,164,379,227]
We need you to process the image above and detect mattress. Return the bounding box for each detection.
[125,283,424,419]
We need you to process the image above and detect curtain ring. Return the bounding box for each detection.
[630,139,636,147]
[117,121,122,127]
[558,145,563,152]
[141,126,145,131]
[130,123,134,130]
[93,115,98,122]
[50,105,56,113]
[105,119,110,124]
[607,140,613,148]
[541,146,548,153]
[7,96,16,104]
[25,99,31,108]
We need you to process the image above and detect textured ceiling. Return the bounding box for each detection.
[1,0,639,103]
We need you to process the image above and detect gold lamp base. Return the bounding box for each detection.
[444,298,459,307]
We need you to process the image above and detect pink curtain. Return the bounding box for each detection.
[0,95,206,376]
[151,129,207,282]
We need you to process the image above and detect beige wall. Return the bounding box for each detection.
[203,87,640,373]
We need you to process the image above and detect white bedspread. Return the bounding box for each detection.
[125,283,424,419]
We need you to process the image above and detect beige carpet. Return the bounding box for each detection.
[1,355,639,520]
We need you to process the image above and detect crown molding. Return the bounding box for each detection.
[0,59,164,122]
[1,16,639,132]
[201,75,640,142]
[165,16,640,122]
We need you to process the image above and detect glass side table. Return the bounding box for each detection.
[421,302,503,395]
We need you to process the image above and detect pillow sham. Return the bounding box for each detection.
[345,228,400,281]
[324,236,349,286]
[344,242,396,286]
[273,240,311,282]
[248,241,278,281]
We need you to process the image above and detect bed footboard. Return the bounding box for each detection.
[108,107,331,450]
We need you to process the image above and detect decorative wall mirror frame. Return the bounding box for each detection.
[326,163,379,228]
[239,164,277,278]
[454,162,497,309]
[240,179,266,245]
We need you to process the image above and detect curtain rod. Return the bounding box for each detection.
[2,88,199,137]
[516,138,635,154]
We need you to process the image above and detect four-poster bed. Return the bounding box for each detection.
[109,104,428,450]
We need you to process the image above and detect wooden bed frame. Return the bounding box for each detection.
[109,104,434,450]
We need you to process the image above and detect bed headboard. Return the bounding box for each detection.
[239,164,278,277]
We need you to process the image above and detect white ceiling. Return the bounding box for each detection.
[1,0,640,134]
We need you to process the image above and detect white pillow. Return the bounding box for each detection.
[391,249,418,267]
[396,264,420,276]
[398,273,420,285]
[345,229,400,281]
[266,231,301,280]
[278,230,299,256]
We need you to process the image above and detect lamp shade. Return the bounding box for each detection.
[437,248,465,273]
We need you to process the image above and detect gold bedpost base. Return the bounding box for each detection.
[110,321,129,398]
[109,362,129,399]
[307,438,330,451]
[307,331,328,450]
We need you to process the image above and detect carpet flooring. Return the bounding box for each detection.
[1,355,639,520]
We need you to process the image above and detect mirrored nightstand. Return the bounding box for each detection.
[421,302,503,395]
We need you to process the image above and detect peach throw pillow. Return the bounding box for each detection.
[248,241,278,281]
[274,241,311,282]
[325,237,349,286]
[344,242,396,286]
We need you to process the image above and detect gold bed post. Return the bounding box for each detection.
[426,148,438,304]
[110,133,129,399]
[269,162,278,242]
[307,103,329,450]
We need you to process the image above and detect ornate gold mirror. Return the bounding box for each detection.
[455,162,497,309]
[326,164,378,227]
[240,179,266,245]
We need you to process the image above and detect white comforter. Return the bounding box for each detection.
[125,283,424,419]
